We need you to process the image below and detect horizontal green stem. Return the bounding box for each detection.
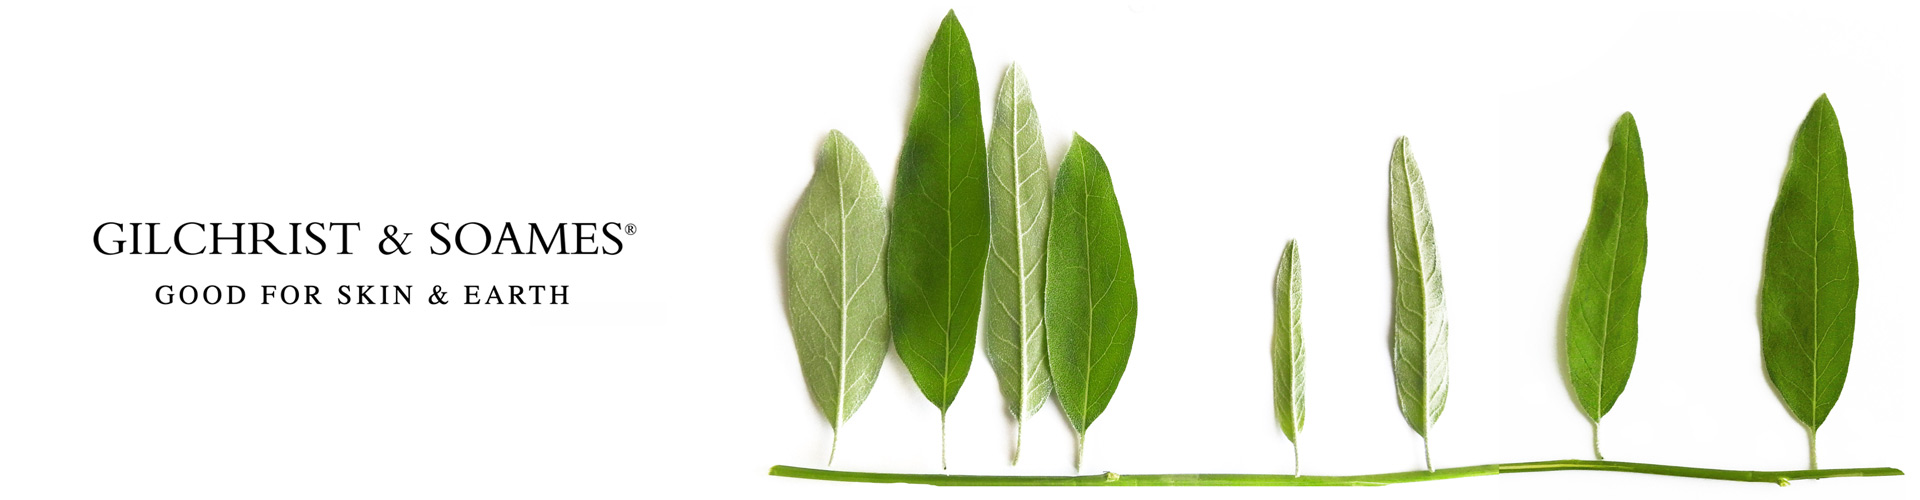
[1499,460,1899,484]
[769,460,1901,487]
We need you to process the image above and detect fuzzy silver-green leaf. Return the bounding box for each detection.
[1565,112,1648,460]
[1386,136,1448,471]
[784,130,890,465]
[984,63,1052,465]
[1759,94,1856,469]
[1272,239,1305,476]
[1046,135,1136,470]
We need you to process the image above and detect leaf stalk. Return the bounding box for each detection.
[1591,420,1603,460]
[1807,426,1818,470]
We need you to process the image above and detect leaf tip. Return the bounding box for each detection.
[1810,93,1836,115]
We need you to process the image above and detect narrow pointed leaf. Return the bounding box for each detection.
[784,131,891,462]
[1760,94,1856,468]
[887,11,988,417]
[1565,112,1648,459]
[1386,136,1449,468]
[1046,135,1137,465]
[984,63,1051,463]
[1272,239,1306,474]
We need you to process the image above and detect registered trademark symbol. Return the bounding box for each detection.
[624,223,637,235]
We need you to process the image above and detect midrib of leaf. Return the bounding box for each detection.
[1005,72,1042,415]
[1805,104,1824,429]
[836,140,852,427]
[939,28,960,406]
[1078,169,1094,429]
[1589,121,1633,422]
[1393,141,1434,433]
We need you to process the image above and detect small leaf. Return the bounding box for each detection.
[886,10,988,468]
[1272,239,1305,476]
[1760,94,1857,469]
[1046,135,1137,471]
[1386,136,1449,471]
[784,130,890,465]
[984,63,1052,465]
[1564,112,1648,460]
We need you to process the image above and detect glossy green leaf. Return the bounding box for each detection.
[1046,135,1137,471]
[886,10,988,468]
[983,63,1052,465]
[1564,112,1648,460]
[784,130,891,465]
[1386,136,1449,471]
[1759,94,1857,469]
[1272,239,1305,476]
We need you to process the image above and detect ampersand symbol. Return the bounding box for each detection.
[428,285,448,304]
[380,225,412,255]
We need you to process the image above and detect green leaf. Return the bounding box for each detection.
[1564,112,1648,460]
[1045,135,1137,471]
[784,130,891,465]
[1760,94,1857,470]
[1272,239,1305,476]
[886,10,988,468]
[983,63,1052,465]
[1386,136,1449,471]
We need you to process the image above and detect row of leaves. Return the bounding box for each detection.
[1274,98,1855,475]
[786,11,1861,474]
[784,11,1134,469]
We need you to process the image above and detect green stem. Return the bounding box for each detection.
[1807,426,1818,470]
[939,412,948,470]
[1011,419,1023,466]
[1073,431,1086,473]
[828,428,839,466]
[1591,420,1603,460]
[1290,440,1300,478]
[1421,436,1433,472]
[768,460,1902,487]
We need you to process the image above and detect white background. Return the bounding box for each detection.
[1,0,1914,498]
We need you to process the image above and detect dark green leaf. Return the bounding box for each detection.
[1046,135,1136,470]
[886,10,988,468]
[1760,94,1857,469]
[1565,112,1648,460]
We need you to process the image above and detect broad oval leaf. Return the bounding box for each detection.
[1386,136,1449,470]
[1564,112,1648,459]
[1272,239,1305,475]
[886,10,987,467]
[984,63,1052,465]
[1045,135,1137,469]
[784,130,891,464]
[1759,94,1856,469]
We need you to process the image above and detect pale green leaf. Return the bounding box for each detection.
[886,10,988,468]
[1387,136,1449,471]
[784,130,890,465]
[1272,239,1305,476]
[1045,135,1136,470]
[984,63,1052,465]
[1565,112,1648,460]
[1760,94,1857,469]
